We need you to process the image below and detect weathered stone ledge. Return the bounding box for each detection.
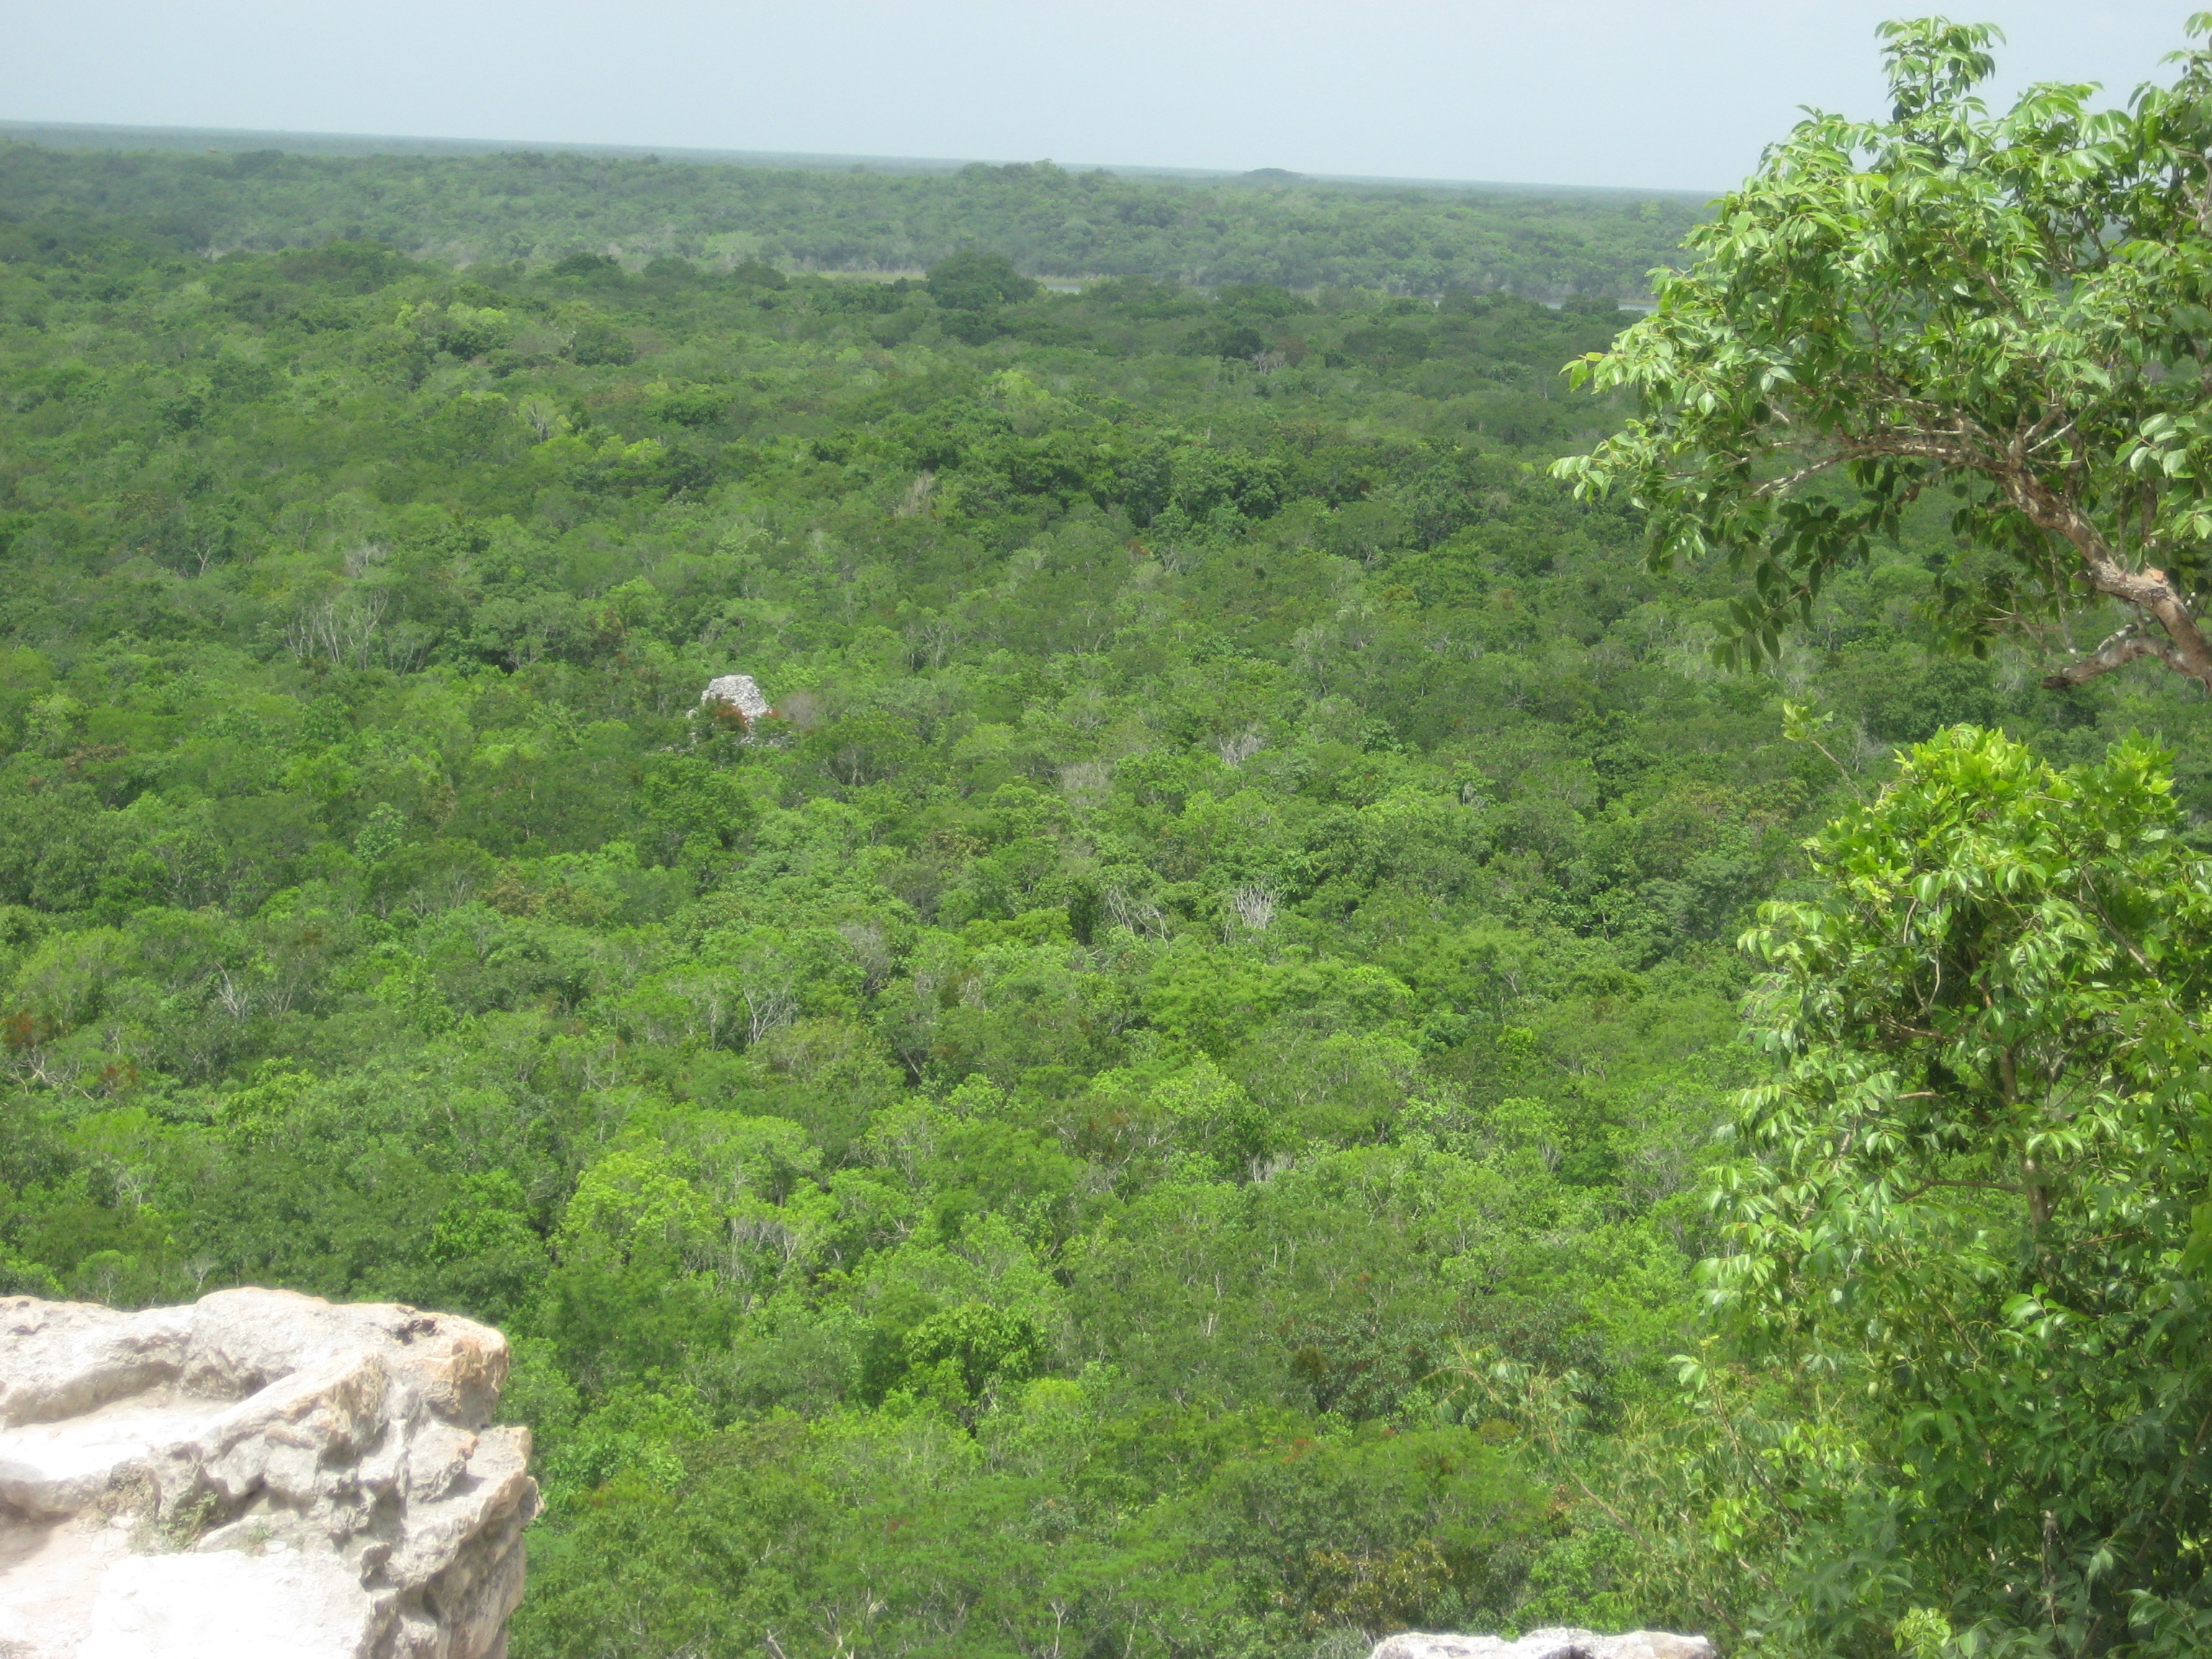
[0,1287,536,1659]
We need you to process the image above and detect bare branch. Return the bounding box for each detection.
[1751,454,1852,498]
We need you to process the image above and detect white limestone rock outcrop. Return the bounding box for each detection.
[1371,1632,1716,1659]
[698,673,770,723]
[0,1287,537,1659]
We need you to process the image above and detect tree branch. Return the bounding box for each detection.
[1814,424,2212,691]
[2040,623,2186,688]
[1996,483,2212,690]
[1752,453,1851,498]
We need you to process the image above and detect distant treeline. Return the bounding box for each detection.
[0,142,1707,297]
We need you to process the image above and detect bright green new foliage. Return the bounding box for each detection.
[1716,727,2212,1653]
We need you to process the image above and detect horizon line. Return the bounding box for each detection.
[0,117,1722,203]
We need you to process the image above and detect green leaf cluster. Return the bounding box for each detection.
[1701,727,2212,1653]
[1559,16,2212,693]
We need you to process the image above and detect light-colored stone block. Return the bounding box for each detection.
[82,1550,376,1659]
[0,1288,537,1659]
[699,672,770,721]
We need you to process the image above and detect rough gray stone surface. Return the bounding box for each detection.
[698,673,770,722]
[0,1287,536,1659]
[1370,1631,1717,1659]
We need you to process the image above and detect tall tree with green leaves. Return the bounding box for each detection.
[1558,16,2212,694]
[1713,726,2212,1654]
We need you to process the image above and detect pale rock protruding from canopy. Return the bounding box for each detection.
[0,1287,536,1659]
[698,673,770,722]
[1370,1630,1717,1659]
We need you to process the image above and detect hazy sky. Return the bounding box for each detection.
[3,1,2195,193]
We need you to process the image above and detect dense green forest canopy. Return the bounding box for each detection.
[0,138,1707,297]
[5,116,2212,1659]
